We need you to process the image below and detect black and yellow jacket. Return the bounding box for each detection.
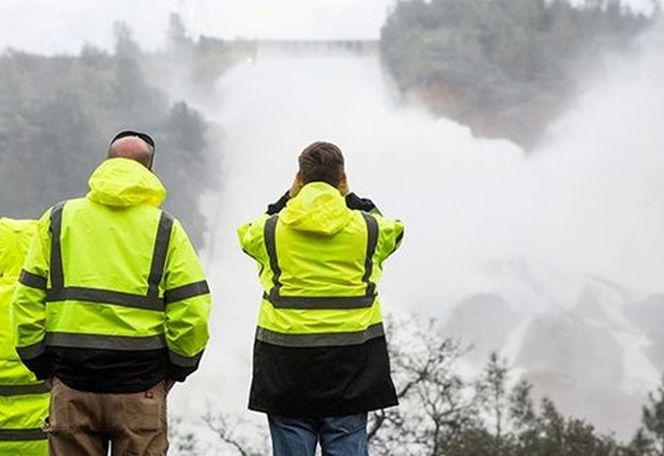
[0,218,48,455]
[12,158,211,393]
[238,182,404,416]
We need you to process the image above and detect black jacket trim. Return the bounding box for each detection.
[46,287,164,310]
[46,332,166,351]
[256,323,385,347]
[0,428,47,441]
[164,281,210,304]
[0,382,49,396]
[18,270,47,290]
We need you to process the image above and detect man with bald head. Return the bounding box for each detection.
[107,130,155,168]
[13,130,211,455]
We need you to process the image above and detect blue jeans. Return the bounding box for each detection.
[268,413,368,456]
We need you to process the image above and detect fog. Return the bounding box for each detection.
[0,0,662,446]
[160,20,664,438]
[0,0,393,54]
[0,0,656,54]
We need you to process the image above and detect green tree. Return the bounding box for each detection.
[0,22,221,248]
[380,0,652,148]
[113,21,140,58]
[630,375,664,455]
[167,13,192,53]
[477,352,510,454]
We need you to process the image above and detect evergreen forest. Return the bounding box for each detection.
[380,0,657,148]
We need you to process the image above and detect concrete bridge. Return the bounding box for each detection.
[180,37,380,86]
[233,39,379,56]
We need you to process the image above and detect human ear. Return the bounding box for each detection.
[338,173,349,196]
[289,172,304,198]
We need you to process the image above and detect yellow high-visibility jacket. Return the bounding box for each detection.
[238,182,404,416]
[12,158,211,393]
[0,218,48,455]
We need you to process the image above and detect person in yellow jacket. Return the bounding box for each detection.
[12,131,211,455]
[0,218,48,455]
[238,141,404,455]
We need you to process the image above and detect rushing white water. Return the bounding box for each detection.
[169,29,664,439]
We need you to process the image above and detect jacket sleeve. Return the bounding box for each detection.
[12,210,52,380]
[266,190,290,215]
[346,192,382,215]
[163,219,211,382]
[374,215,405,267]
[238,213,270,264]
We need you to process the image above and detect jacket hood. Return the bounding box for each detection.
[280,182,353,235]
[0,218,37,280]
[86,158,166,208]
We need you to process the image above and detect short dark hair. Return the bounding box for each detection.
[298,141,344,187]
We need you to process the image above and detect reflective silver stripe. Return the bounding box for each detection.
[16,341,46,360]
[48,205,172,309]
[165,281,210,304]
[0,428,47,441]
[263,292,375,309]
[18,270,47,290]
[49,202,65,291]
[0,383,49,396]
[147,212,173,300]
[256,323,385,347]
[264,215,282,296]
[46,332,166,351]
[360,212,378,297]
[168,349,204,367]
[46,287,163,311]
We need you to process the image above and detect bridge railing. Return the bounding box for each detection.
[234,39,379,56]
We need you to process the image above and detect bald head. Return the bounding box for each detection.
[107,136,154,169]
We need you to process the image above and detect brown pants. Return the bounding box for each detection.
[45,378,168,456]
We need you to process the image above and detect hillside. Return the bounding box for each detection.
[0,18,247,247]
[380,0,655,149]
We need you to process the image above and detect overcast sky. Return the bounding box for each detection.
[0,0,394,54]
[0,0,656,55]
